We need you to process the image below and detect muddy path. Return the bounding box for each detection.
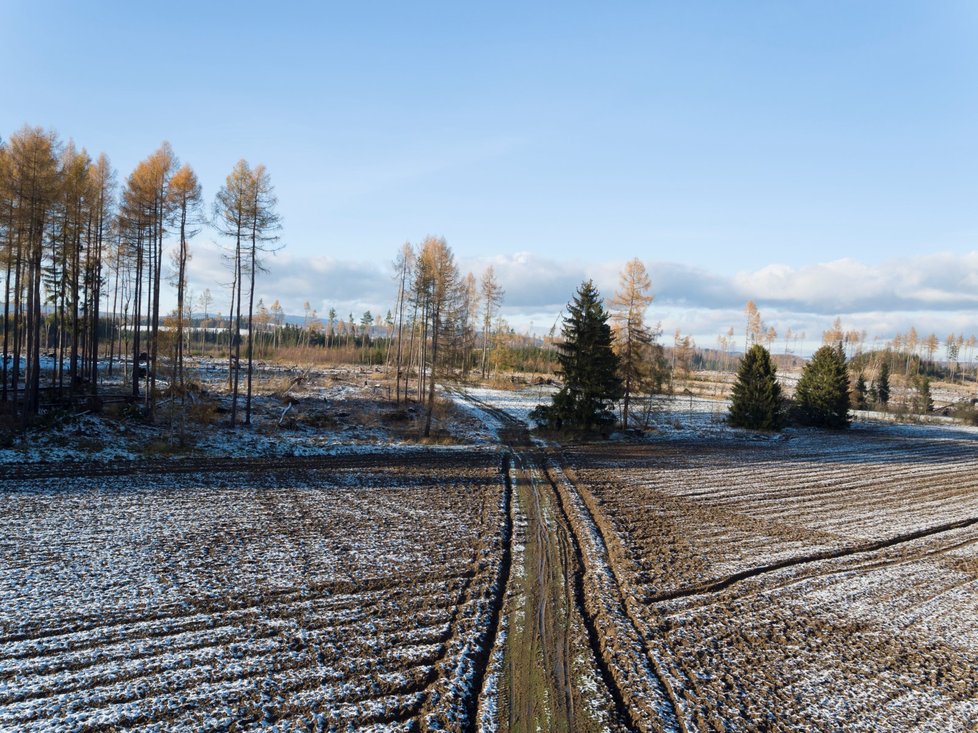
[491,449,627,732]
[458,390,660,733]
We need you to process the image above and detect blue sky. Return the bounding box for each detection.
[4,1,978,348]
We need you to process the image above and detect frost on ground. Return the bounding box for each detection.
[0,361,495,465]
[565,425,978,732]
[0,449,507,732]
[8,373,978,731]
[458,386,766,442]
[467,385,978,731]
[458,386,555,429]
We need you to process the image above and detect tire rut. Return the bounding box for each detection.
[0,450,480,482]
[541,455,685,733]
[457,388,663,732]
[647,513,978,604]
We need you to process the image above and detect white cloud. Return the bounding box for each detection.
[183,243,978,349]
[729,254,978,313]
[735,259,888,308]
[458,252,620,311]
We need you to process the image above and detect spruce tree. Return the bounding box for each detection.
[853,372,868,410]
[910,374,933,414]
[874,360,891,408]
[794,345,851,428]
[531,280,622,432]
[728,344,783,430]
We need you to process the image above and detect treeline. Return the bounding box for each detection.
[205,237,516,433]
[0,125,280,427]
[528,272,978,434]
[5,122,971,436]
[832,322,978,384]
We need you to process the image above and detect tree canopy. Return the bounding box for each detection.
[872,361,890,407]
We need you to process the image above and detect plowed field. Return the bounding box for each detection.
[0,451,507,732]
[562,425,978,731]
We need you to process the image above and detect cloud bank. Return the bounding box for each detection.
[186,245,978,352]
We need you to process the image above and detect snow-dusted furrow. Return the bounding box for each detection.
[0,616,454,707]
[561,424,978,731]
[0,449,509,731]
[0,574,466,660]
[0,638,443,728]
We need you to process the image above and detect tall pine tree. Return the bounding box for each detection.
[853,372,868,410]
[728,344,783,430]
[532,280,622,432]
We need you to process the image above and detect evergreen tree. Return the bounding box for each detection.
[794,345,851,428]
[910,374,933,414]
[873,360,890,408]
[728,344,783,430]
[853,372,868,410]
[531,280,622,432]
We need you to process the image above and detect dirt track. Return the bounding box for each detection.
[462,390,678,733]
[491,448,629,733]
